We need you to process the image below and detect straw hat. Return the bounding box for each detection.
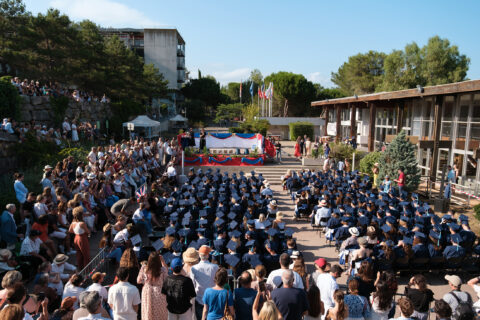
[53,254,69,264]
[0,249,12,261]
[348,227,360,237]
[182,247,199,264]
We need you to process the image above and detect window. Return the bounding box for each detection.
[441,122,452,139]
[443,96,454,121]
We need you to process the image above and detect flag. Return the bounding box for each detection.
[249,82,254,97]
[261,83,265,99]
[265,82,273,100]
[258,87,261,97]
[239,82,242,98]
[136,184,146,201]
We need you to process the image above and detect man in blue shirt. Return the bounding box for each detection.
[271,270,308,320]
[1,204,21,250]
[233,272,257,320]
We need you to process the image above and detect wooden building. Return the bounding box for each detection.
[311,80,480,191]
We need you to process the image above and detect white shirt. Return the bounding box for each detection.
[20,237,42,256]
[34,202,48,218]
[88,151,97,164]
[78,314,109,320]
[62,121,71,132]
[315,207,331,225]
[113,229,129,245]
[190,260,219,303]
[51,262,76,280]
[86,282,108,301]
[316,273,338,310]
[62,282,85,309]
[132,209,144,221]
[266,268,304,290]
[167,166,176,177]
[108,281,141,320]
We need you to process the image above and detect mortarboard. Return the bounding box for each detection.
[267,228,278,237]
[229,221,238,230]
[214,219,225,227]
[226,240,237,252]
[247,220,255,226]
[263,220,272,229]
[429,230,441,240]
[216,211,225,218]
[225,254,240,267]
[166,227,176,236]
[163,252,174,265]
[414,231,426,239]
[277,222,286,230]
[172,241,183,252]
[403,237,413,245]
[458,214,469,222]
[448,223,460,232]
[178,229,190,237]
[199,210,207,217]
[199,218,208,226]
[386,216,396,225]
[285,229,294,237]
[196,228,206,233]
[451,233,462,244]
[380,224,391,233]
[229,230,242,238]
[214,239,225,251]
[227,212,236,220]
[385,240,394,247]
[246,240,256,247]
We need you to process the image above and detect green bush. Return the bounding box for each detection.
[229,119,270,136]
[50,96,70,126]
[289,122,314,141]
[0,166,44,213]
[16,132,60,168]
[359,151,382,175]
[330,142,355,161]
[58,147,89,163]
[229,127,244,134]
[474,204,480,221]
[0,77,20,120]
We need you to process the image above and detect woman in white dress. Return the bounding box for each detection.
[71,120,79,142]
[369,280,394,320]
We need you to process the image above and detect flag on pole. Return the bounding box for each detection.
[261,83,265,99]
[249,82,254,97]
[265,82,273,100]
[258,87,261,97]
[239,82,242,99]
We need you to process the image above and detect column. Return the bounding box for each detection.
[323,107,329,136]
[396,101,404,134]
[368,102,376,152]
[429,95,443,183]
[336,104,341,143]
[350,103,357,137]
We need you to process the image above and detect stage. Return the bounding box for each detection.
[183,154,266,166]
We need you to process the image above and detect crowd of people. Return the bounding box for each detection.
[10,77,109,104]
[0,130,477,320]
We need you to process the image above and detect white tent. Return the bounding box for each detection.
[169,114,188,129]
[122,115,161,138]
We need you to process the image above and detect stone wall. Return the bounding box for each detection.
[19,95,113,124]
[0,132,19,174]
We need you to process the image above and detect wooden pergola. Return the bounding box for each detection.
[311,80,480,182]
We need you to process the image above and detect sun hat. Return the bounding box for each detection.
[445,274,462,287]
[53,254,69,264]
[182,247,199,264]
[348,227,360,237]
[290,251,300,259]
[367,226,376,233]
[270,200,277,206]
[43,165,53,171]
[91,272,106,283]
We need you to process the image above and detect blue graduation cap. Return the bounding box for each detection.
[202,199,209,205]
[385,240,395,247]
[199,218,208,226]
[267,228,278,237]
[380,224,391,233]
[229,230,242,238]
[181,217,190,226]
[285,229,294,237]
[429,230,441,240]
[225,254,240,267]
[214,239,225,251]
[214,219,225,227]
[458,214,469,222]
[166,227,176,236]
[442,214,452,221]
[199,210,207,217]
[451,233,462,244]
[385,216,396,225]
[247,220,255,226]
[247,200,254,207]
[277,222,286,230]
[398,226,409,235]
[227,212,236,220]
[178,229,190,237]
[216,211,225,218]
[263,220,272,229]
[432,215,442,224]
[172,241,183,252]
[246,240,256,247]
[229,221,238,230]
[403,236,413,245]
[448,223,461,232]
[226,240,237,252]
[196,227,206,233]
[414,231,426,239]
[163,252,174,265]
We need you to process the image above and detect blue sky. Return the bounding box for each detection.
[24,0,480,87]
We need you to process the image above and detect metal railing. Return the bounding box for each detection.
[420,176,479,206]
[79,247,112,281]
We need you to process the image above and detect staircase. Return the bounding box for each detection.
[247,159,320,186]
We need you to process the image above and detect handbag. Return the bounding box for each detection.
[222,290,234,320]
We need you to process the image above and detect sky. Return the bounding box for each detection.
[24,0,480,87]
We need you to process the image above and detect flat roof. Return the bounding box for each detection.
[100,27,185,44]
[259,117,324,125]
[311,79,480,107]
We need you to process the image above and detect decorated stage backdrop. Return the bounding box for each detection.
[183,154,265,166]
[193,133,264,153]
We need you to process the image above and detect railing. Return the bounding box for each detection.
[79,247,111,281]
[420,175,479,206]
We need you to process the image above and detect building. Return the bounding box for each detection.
[259,117,325,140]
[101,28,186,90]
[311,80,480,192]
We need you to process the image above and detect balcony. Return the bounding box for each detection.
[177,48,185,57]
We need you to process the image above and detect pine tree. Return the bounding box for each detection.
[378,130,420,191]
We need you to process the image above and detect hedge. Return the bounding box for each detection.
[289,122,314,141]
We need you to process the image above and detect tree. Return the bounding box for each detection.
[182,77,223,108]
[420,36,469,86]
[215,103,243,123]
[249,69,263,85]
[379,44,422,91]
[331,51,386,95]
[315,84,345,100]
[264,71,317,117]
[222,82,241,103]
[182,99,208,124]
[0,77,20,119]
[378,130,420,191]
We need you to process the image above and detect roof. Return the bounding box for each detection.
[259,117,324,126]
[311,79,480,107]
[122,115,161,128]
[101,27,185,44]
[169,114,188,122]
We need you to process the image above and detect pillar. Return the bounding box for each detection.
[429,95,443,183]
[323,107,329,136]
[350,103,357,137]
[368,102,376,152]
[335,104,341,143]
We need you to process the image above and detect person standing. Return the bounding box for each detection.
[199,128,207,151]
[202,268,234,320]
[372,163,380,189]
[325,290,348,320]
[108,267,141,320]
[344,279,371,320]
[305,137,312,158]
[271,270,309,320]
[275,140,282,163]
[71,120,79,142]
[162,258,196,320]
[234,271,257,320]
[381,176,392,194]
[1,204,21,251]
[316,264,343,312]
[68,207,90,270]
[404,275,434,320]
[394,167,405,196]
[300,136,306,156]
[137,251,168,320]
[190,246,219,320]
[266,253,304,289]
[294,137,302,160]
[443,275,473,315]
[13,173,28,220]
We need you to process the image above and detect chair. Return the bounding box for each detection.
[410,257,430,271]
[445,256,464,270]
[428,256,445,271]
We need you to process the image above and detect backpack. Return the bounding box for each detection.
[450,291,475,320]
